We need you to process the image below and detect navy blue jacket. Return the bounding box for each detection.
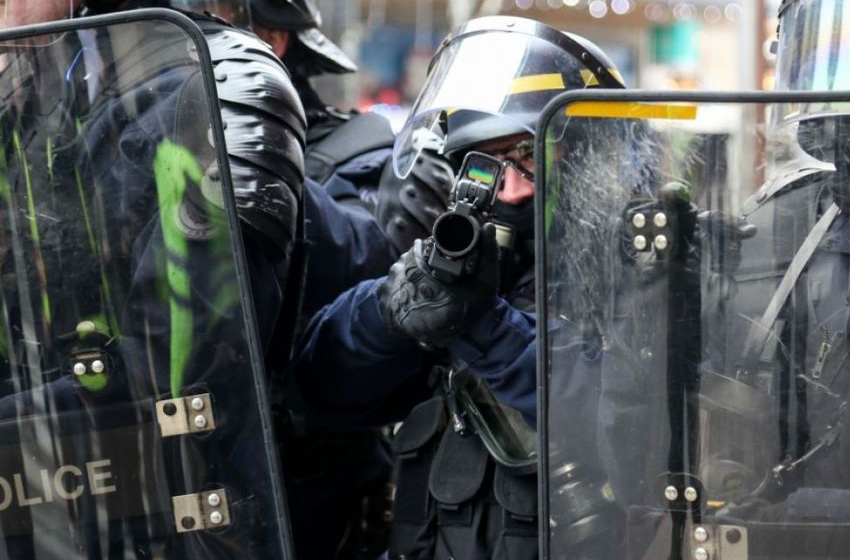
[301,178,395,321]
[294,277,538,426]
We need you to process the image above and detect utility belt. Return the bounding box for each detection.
[388,395,538,560]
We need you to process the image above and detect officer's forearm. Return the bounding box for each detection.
[302,180,395,319]
[293,278,424,423]
[445,298,538,423]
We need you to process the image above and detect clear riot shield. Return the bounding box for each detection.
[537,91,850,560]
[0,10,292,560]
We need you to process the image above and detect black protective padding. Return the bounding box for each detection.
[376,150,454,255]
[198,18,306,262]
[305,112,394,184]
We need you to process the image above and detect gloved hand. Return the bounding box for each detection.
[697,210,757,273]
[378,222,500,346]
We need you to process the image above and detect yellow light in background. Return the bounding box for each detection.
[763,72,775,91]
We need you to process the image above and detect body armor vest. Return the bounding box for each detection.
[388,279,538,560]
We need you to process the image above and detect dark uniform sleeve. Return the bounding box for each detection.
[296,279,539,425]
[294,278,427,427]
[445,298,538,424]
[301,179,396,319]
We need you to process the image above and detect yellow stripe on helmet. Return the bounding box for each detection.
[565,101,698,120]
[509,73,566,95]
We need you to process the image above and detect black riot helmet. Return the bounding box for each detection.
[775,0,850,211]
[774,0,850,162]
[249,0,357,76]
[393,16,624,179]
[251,0,318,28]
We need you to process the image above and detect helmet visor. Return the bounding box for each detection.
[392,29,600,179]
[775,0,850,123]
[170,0,251,28]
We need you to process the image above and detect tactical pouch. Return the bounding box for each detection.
[388,396,446,560]
[428,429,539,560]
[492,465,539,560]
[429,427,490,560]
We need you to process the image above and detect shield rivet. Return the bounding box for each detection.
[634,235,648,251]
[632,213,647,228]
[209,511,222,525]
[654,235,669,250]
[694,547,709,560]
[654,212,668,227]
[207,493,221,507]
[694,526,708,542]
[193,415,207,429]
[664,485,678,501]
[191,397,205,411]
[73,362,87,376]
[91,360,105,374]
[684,486,698,502]
[725,528,743,544]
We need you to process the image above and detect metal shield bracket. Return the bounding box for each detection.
[688,524,748,560]
[172,488,231,533]
[156,394,216,437]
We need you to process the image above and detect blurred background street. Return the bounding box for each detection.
[310,0,779,129]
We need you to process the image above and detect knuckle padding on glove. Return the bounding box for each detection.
[378,246,493,345]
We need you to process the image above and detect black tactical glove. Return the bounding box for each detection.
[697,210,757,273]
[378,222,500,347]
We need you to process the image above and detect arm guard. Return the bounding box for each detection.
[197,17,307,263]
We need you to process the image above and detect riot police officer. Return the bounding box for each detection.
[241,4,457,559]
[0,1,306,558]
[717,0,850,525]
[531,0,850,558]
[248,0,454,241]
[293,16,625,560]
[248,0,389,205]
[1,3,405,559]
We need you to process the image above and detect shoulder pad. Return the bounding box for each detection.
[742,166,832,216]
[201,22,307,261]
[305,112,394,184]
[375,150,454,255]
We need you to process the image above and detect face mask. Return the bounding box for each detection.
[493,198,535,291]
